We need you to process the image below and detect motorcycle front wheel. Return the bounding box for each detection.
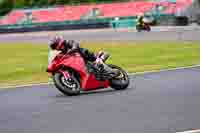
[53,72,80,96]
[108,64,130,90]
[136,25,141,32]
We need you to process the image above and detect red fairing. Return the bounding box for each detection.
[47,52,86,74]
[83,74,110,91]
[47,52,110,91]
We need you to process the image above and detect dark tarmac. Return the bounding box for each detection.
[0,67,200,133]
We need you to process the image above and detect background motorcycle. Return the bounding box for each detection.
[136,23,151,32]
[47,51,129,96]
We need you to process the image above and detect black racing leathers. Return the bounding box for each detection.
[58,40,119,80]
[61,40,97,62]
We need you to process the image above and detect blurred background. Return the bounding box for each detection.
[0,0,199,33]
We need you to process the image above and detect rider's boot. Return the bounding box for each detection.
[101,63,120,77]
[95,51,120,79]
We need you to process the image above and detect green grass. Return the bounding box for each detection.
[0,43,48,87]
[0,41,200,87]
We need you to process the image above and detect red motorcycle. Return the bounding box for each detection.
[47,51,130,96]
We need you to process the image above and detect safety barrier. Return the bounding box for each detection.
[111,17,137,28]
[155,14,177,25]
[0,21,110,34]
[0,13,190,34]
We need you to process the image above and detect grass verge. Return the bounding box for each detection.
[0,41,200,88]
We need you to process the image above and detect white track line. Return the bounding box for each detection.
[129,64,200,75]
[176,129,200,133]
[0,83,49,90]
[0,64,200,89]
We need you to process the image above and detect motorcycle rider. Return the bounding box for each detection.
[137,15,144,27]
[49,36,119,78]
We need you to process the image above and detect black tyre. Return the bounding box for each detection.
[108,64,130,90]
[147,25,151,32]
[53,72,80,96]
[136,25,141,32]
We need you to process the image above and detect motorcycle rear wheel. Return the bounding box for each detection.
[53,72,80,96]
[146,25,151,32]
[108,64,130,90]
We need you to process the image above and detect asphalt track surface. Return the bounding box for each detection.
[0,26,200,43]
[0,66,200,133]
[1,27,200,133]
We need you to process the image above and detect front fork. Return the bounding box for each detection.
[48,70,71,81]
[59,70,71,80]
